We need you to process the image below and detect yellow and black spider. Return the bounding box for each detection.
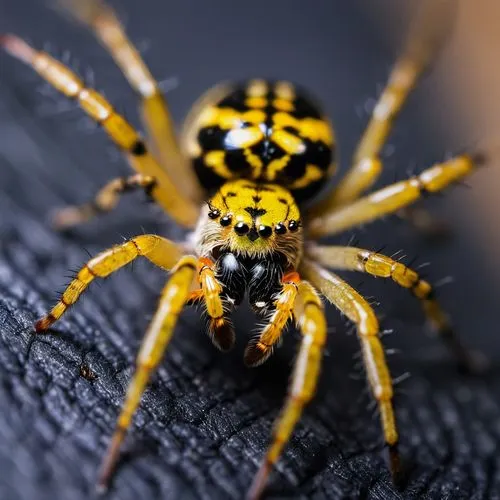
[0,1,486,499]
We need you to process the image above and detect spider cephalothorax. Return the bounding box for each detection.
[187,178,303,354]
[195,179,303,265]
[1,1,485,499]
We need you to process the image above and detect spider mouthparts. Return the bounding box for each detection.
[244,340,272,367]
[209,317,235,352]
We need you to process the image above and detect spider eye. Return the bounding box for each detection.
[288,220,300,232]
[258,225,272,238]
[274,223,287,235]
[220,215,232,227]
[234,222,250,235]
[208,208,220,219]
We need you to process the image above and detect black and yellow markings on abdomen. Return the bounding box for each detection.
[191,80,335,201]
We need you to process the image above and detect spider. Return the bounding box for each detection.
[0,1,486,499]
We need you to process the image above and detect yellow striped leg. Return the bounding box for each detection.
[35,235,183,332]
[52,174,155,230]
[97,256,196,491]
[0,35,199,228]
[308,153,482,239]
[308,0,455,216]
[244,271,300,367]
[247,280,327,500]
[300,260,400,479]
[57,0,203,203]
[196,257,235,351]
[309,245,481,372]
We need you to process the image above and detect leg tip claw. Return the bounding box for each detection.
[95,481,108,496]
[34,317,52,333]
[51,207,82,231]
[0,34,35,64]
[386,443,408,491]
[246,461,271,500]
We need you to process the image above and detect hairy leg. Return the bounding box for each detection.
[308,153,483,238]
[97,256,197,490]
[248,279,327,500]
[308,245,481,371]
[190,257,235,351]
[53,174,155,230]
[300,259,401,480]
[244,271,300,367]
[0,35,199,227]
[308,0,455,216]
[35,235,183,331]
[57,0,203,203]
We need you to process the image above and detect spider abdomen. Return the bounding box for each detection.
[181,79,336,202]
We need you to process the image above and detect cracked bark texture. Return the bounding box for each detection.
[1,1,499,499]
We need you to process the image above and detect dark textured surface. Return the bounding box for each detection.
[1,1,500,499]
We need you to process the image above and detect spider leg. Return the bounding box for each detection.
[56,0,203,203]
[0,35,199,228]
[97,255,196,491]
[308,152,484,239]
[308,0,455,216]
[52,174,155,230]
[308,245,482,372]
[244,271,300,367]
[300,259,401,482]
[247,279,326,500]
[192,257,235,351]
[35,235,183,332]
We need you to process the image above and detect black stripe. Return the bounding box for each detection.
[218,88,250,112]
[179,262,197,271]
[245,207,267,218]
[130,140,147,156]
[197,125,228,151]
[304,300,322,309]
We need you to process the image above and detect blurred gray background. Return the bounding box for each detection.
[0,1,499,499]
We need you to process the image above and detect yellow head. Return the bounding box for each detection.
[196,180,303,267]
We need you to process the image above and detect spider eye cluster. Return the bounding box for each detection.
[208,208,300,238]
